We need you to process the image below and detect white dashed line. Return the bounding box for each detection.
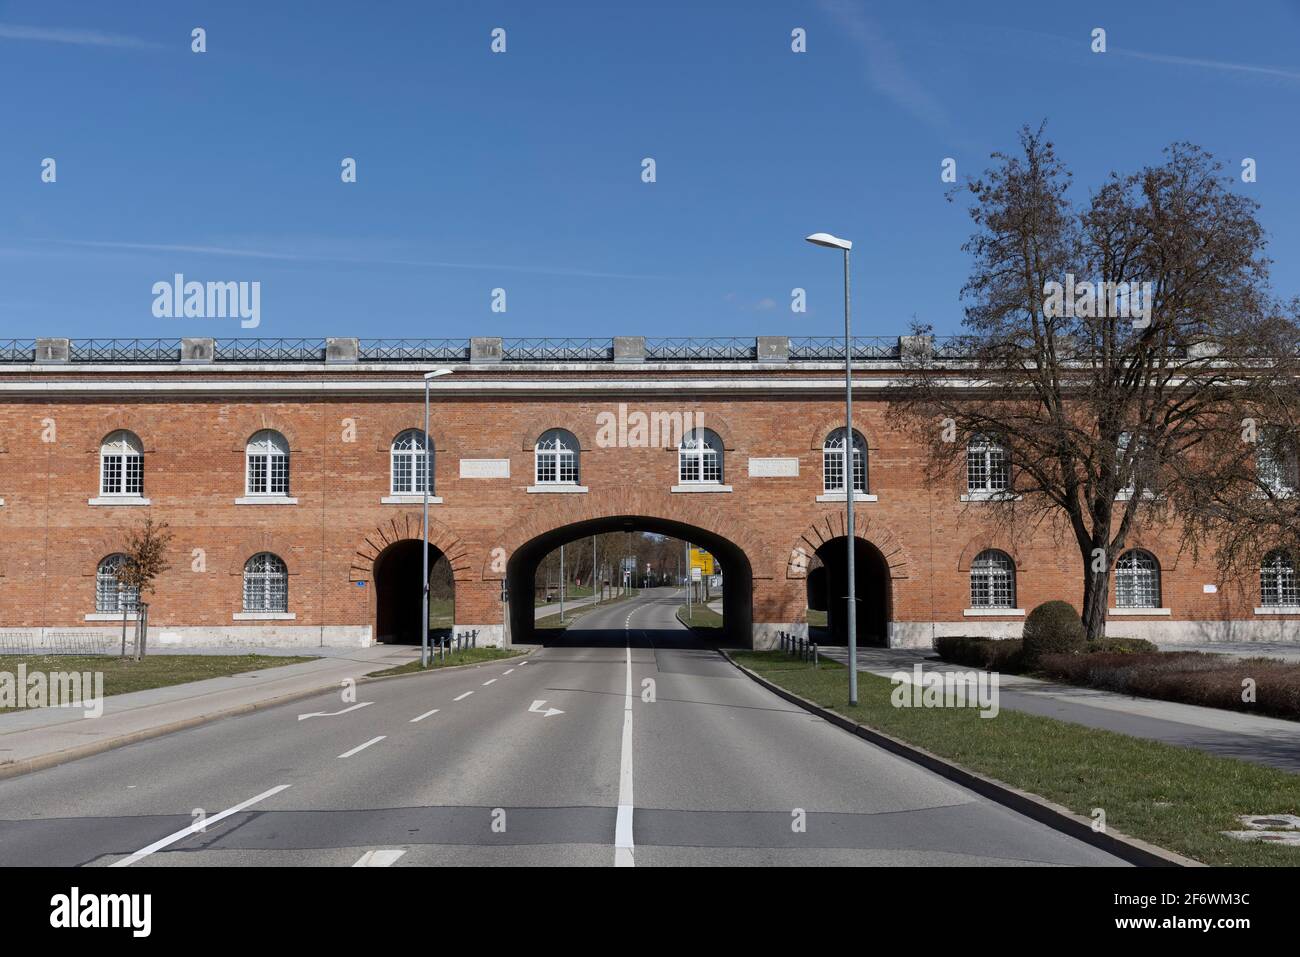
[352,849,406,867]
[454,691,474,702]
[111,784,291,867]
[482,678,497,686]
[410,708,440,723]
[502,668,515,676]
[337,736,386,759]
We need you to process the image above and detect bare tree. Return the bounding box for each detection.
[114,517,174,660]
[891,125,1293,640]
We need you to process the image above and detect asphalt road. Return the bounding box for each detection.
[0,587,1126,866]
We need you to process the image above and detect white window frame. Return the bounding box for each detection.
[1115,549,1161,609]
[969,549,1016,609]
[534,429,580,485]
[823,428,867,495]
[678,428,724,485]
[242,552,288,613]
[390,429,432,495]
[965,434,1009,497]
[1260,549,1298,609]
[246,430,290,497]
[1257,427,1298,498]
[99,430,144,497]
[96,553,139,613]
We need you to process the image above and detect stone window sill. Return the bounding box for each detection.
[816,492,878,503]
[961,492,1021,502]
[233,612,296,621]
[85,612,140,621]
[526,484,589,493]
[963,607,1025,617]
[671,484,733,493]
[1254,607,1300,616]
[382,495,443,504]
[235,496,299,505]
[88,496,151,506]
[1109,607,1171,616]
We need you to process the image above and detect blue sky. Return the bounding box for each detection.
[2,0,1299,341]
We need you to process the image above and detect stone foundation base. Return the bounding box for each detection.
[460,624,505,648]
[890,619,1300,648]
[752,622,806,650]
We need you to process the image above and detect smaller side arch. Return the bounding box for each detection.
[349,512,472,583]
[785,512,911,580]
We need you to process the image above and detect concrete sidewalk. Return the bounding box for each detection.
[817,646,1300,774]
[0,644,421,779]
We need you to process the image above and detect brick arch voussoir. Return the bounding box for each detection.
[478,488,764,581]
[785,514,912,581]
[349,513,471,583]
[957,536,1024,571]
[806,413,878,451]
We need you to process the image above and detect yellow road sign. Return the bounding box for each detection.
[689,547,715,575]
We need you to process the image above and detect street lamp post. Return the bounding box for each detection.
[422,368,454,668]
[805,232,857,706]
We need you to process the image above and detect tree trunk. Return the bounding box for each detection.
[1080,563,1111,642]
[120,606,128,658]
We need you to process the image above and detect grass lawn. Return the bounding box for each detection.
[535,592,633,630]
[0,654,314,712]
[427,598,454,630]
[732,651,1300,867]
[366,646,522,677]
[677,604,724,632]
[805,608,828,627]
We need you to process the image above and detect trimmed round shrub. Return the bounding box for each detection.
[1087,636,1159,655]
[1021,600,1086,666]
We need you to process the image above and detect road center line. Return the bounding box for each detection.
[111,784,291,867]
[615,618,636,867]
[338,736,386,758]
[410,708,440,723]
[454,691,474,701]
[482,678,497,686]
[502,668,515,675]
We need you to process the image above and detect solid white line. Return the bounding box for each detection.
[454,691,473,701]
[352,848,406,867]
[409,708,440,723]
[482,678,497,686]
[615,633,635,867]
[338,735,386,758]
[111,784,291,867]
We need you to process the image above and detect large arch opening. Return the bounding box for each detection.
[505,515,753,647]
[809,536,891,647]
[373,539,454,644]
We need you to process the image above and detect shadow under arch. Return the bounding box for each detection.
[505,514,754,647]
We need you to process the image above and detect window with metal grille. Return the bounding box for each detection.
[1116,549,1160,608]
[535,429,579,484]
[96,554,139,612]
[100,430,143,496]
[1260,549,1298,608]
[243,552,288,613]
[391,429,431,494]
[1257,428,1298,496]
[246,430,290,495]
[970,549,1015,607]
[966,434,1009,494]
[679,428,723,484]
[823,428,867,493]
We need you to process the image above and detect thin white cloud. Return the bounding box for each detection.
[0,23,158,49]
[25,238,663,281]
[1112,46,1300,83]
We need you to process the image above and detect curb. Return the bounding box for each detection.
[360,649,531,683]
[720,650,1203,868]
[0,650,533,782]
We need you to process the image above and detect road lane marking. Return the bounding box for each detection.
[297,702,373,721]
[502,668,515,675]
[410,708,440,723]
[338,736,386,758]
[482,678,497,686]
[353,849,406,867]
[528,699,564,717]
[615,624,635,867]
[454,691,474,701]
[111,784,291,867]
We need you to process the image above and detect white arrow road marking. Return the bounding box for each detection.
[352,849,406,867]
[338,736,386,759]
[297,702,373,721]
[528,699,564,717]
[410,708,440,723]
[112,784,291,867]
[454,691,473,702]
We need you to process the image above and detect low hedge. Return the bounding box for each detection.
[933,635,1023,672]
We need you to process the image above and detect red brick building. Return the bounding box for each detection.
[0,335,1295,650]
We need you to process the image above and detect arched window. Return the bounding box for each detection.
[1116,549,1161,608]
[243,552,288,613]
[679,428,724,484]
[391,429,432,494]
[535,429,580,484]
[970,549,1016,608]
[823,428,867,494]
[100,430,143,496]
[966,434,1009,495]
[1257,427,1298,496]
[96,554,139,613]
[246,430,289,496]
[1260,549,1297,608]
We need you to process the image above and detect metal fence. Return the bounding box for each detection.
[0,631,114,655]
